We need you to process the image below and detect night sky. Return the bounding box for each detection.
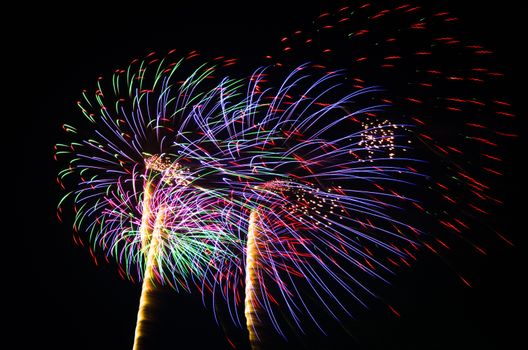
[19,1,526,349]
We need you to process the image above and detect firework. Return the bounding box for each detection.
[245,209,261,348]
[56,1,515,348]
[194,0,515,345]
[58,53,421,346]
[267,0,517,252]
[158,64,423,347]
[235,0,516,344]
[55,52,246,347]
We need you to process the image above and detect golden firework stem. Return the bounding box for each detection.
[139,181,153,250]
[245,209,262,350]
[132,186,166,350]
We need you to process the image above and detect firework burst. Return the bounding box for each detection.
[56,1,515,348]
[55,52,248,347]
[147,64,425,345]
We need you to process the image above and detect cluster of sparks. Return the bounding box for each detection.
[359,118,401,161]
[144,155,190,185]
[55,0,515,347]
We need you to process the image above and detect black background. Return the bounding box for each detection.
[17,1,526,349]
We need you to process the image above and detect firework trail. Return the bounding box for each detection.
[245,209,262,349]
[133,202,165,350]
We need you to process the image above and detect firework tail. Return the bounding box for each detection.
[133,188,166,350]
[245,209,262,350]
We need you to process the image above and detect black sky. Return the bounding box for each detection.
[18,1,526,349]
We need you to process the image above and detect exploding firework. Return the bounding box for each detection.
[143,64,424,347]
[207,1,516,346]
[236,0,517,345]
[55,52,248,347]
[55,1,516,348]
[56,53,423,347]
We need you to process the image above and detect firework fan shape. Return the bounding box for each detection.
[56,52,245,289]
[55,0,516,349]
[170,65,425,341]
[55,52,252,348]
